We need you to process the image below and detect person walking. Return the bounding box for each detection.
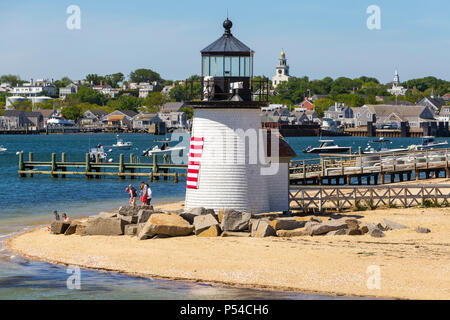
[61,213,71,223]
[146,183,152,206]
[139,182,149,207]
[125,184,138,207]
[53,210,60,221]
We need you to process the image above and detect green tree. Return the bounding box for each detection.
[107,95,141,112]
[180,106,194,119]
[61,105,83,121]
[53,77,72,88]
[142,92,168,112]
[75,87,107,105]
[85,74,105,85]
[0,74,23,86]
[105,73,124,88]
[129,69,162,83]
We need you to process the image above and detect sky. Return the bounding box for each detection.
[0,0,449,84]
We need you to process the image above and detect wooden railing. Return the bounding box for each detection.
[289,184,450,212]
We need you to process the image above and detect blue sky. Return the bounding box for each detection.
[0,0,449,83]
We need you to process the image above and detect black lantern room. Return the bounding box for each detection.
[186,19,268,106]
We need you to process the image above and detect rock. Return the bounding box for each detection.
[370,228,386,238]
[50,221,71,234]
[205,208,216,215]
[310,217,324,223]
[118,206,141,216]
[197,225,221,237]
[270,218,307,231]
[137,209,153,224]
[193,214,220,235]
[124,224,138,236]
[221,231,251,237]
[217,209,224,223]
[327,229,348,236]
[251,219,276,238]
[276,228,309,237]
[136,223,146,235]
[221,210,252,232]
[119,214,138,224]
[179,207,209,224]
[345,218,360,230]
[64,221,80,235]
[381,219,408,230]
[347,229,363,236]
[309,220,348,236]
[98,211,118,219]
[415,227,431,234]
[75,223,86,235]
[188,207,207,215]
[138,213,194,240]
[83,217,128,236]
[360,225,369,234]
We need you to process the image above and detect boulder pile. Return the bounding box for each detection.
[51,206,424,240]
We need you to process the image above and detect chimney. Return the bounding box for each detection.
[100,80,103,86]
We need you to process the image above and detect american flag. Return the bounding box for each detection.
[186,137,204,189]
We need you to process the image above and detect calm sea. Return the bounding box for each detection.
[0,133,439,299]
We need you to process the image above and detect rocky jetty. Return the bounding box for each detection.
[50,206,425,240]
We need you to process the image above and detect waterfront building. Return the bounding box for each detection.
[59,83,79,98]
[438,106,450,123]
[80,109,109,127]
[132,113,165,131]
[157,111,187,130]
[160,102,184,113]
[184,19,295,213]
[325,103,354,126]
[104,110,138,130]
[387,70,407,96]
[418,95,446,113]
[272,50,291,88]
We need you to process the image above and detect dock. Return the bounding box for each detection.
[18,152,187,182]
[290,148,450,186]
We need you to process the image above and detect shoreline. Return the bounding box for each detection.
[7,201,450,300]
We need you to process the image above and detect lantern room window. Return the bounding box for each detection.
[202,55,252,77]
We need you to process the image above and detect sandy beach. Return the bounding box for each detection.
[7,200,450,300]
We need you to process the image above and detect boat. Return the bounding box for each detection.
[362,137,409,154]
[142,142,185,156]
[47,115,76,127]
[89,144,107,162]
[409,136,448,151]
[153,137,171,143]
[0,146,7,152]
[303,140,351,154]
[112,135,132,150]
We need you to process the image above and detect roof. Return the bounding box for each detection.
[87,109,108,117]
[201,19,252,54]
[108,115,125,121]
[161,102,184,113]
[134,113,157,120]
[38,109,57,118]
[24,111,43,117]
[119,110,138,118]
[364,104,432,119]
[3,110,23,117]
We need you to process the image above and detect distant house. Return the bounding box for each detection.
[438,106,450,123]
[292,110,319,124]
[161,84,175,96]
[105,110,138,129]
[356,104,435,128]
[1,110,32,129]
[24,111,44,129]
[418,97,446,113]
[59,83,79,98]
[160,102,184,113]
[38,109,58,127]
[80,109,108,127]
[443,93,450,102]
[132,113,164,131]
[157,111,188,130]
[297,97,315,111]
[324,103,354,125]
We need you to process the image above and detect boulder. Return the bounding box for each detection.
[309,220,348,236]
[50,221,71,234]
[64,221,80,235]
[347,229,363,236]
[221,210,252,232]
[137,209,153,224]
[188,207,207,215]
[221,231,251,237]
[327,229,348,236]
[345,218,360,230]
[119,214,138,224]
[415,227,431,234]
[197,225,221,237]
[251,219,276,238]
[138,213,194,240]
[205,208,216,215]
[124,224,138,236]
[270,218,307,231]
[370,228,386,238]
[360,225,369,234]
[276,228,309,237]
[75,223,86,235]
[310,217,324,224]
[83,217,128,236]
[98,211,118,219]
[381,219,408,230]
[193,214,220,235]
[180,207,209,224]
[136,223,146,236]
[118,206,141,216]
[217,209,224,223]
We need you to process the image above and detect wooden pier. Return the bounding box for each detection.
[290,148,450,186]
[18,152,187,182]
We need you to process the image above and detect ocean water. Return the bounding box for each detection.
[0,133,443,299]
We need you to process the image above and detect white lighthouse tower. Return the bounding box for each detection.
[184,19,276,213]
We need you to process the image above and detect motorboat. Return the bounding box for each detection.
[0,146,7,152]
[47,115,76,127]
[303,140,351,154]
[89,144,107,162]
[362,137,409,154]
[142,142,185,156]
[112,135,132,150]
[409,136,448,151]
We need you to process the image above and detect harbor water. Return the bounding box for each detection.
[0,133,445,299]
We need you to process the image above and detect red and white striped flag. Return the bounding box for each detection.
[187,137,204,189]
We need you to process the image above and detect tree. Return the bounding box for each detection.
[75,87,107,105]
[85,74,105,85]
[142,92,168,112]
[129,69,162,83]
[105,73,124,88]
[53,77,72,88]
[314,98,335,117]
[180,106,194,119]
[0,74,22,86]
[107,95,141,112]
[61,105,83,121]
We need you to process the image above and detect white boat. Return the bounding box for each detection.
[142,143,185,156]
[362,137,409,154]
[89,145,107,162]
[409,137,448,151]
[112,135,132,150]
[0,146,7,152]
[303,140,351,154]
[47,115,76,127]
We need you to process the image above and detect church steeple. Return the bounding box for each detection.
[272,50,291,87]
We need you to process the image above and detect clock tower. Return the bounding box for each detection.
[272,50,291,87]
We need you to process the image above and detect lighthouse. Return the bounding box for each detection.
[184,19,294,213]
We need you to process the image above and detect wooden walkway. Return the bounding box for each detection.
[290,148,450,186]
[18,152,187,182]
[289,184,450,213]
